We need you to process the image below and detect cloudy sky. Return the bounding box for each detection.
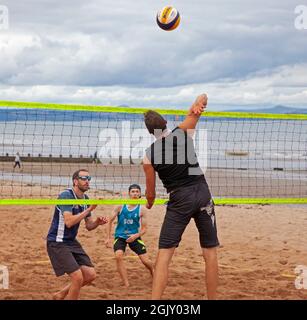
[0,0,306,110]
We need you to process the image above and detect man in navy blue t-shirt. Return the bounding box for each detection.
[47,169,108,300]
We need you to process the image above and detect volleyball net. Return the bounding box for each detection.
[0,101,306,205]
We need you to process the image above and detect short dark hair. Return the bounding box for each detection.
[144,110,167,135]
[128,184,141,192]
[72,169,89,184]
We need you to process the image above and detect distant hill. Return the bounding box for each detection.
[227,105,307,114]
[117,104,130,108]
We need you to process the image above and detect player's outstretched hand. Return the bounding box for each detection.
[96,216,108,225]
[191,94,208,115]
[126,234,138,243]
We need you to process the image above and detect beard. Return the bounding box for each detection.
[78,185,89,192]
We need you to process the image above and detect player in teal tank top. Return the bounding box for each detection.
[114,204,141,240]
[105,184,154,287]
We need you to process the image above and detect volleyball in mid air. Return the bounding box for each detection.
[156,6,180,31]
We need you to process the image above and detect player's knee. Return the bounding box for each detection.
[203,247,217,262]
[87,269,96,284]
[115,250,124,261]
[70,270,84,287]
[83,267,96,283]
[139,254,148,264]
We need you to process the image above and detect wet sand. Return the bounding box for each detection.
[1,161,306,198]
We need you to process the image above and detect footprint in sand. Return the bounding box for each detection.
[15,277,26,284]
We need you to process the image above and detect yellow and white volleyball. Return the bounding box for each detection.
[156,6,181,31]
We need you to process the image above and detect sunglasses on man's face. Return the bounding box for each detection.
[78,175,91,181]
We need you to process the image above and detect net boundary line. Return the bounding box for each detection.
[1,100,307,120]
[0,198,306,205]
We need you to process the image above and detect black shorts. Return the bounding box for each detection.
[113,237,147,255]
[159,181,219,249]
[47,240,94,277]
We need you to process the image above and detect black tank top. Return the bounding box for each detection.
[146,127,205,193]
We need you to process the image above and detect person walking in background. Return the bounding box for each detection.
[13,152,21,170]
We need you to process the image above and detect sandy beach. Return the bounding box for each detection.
[0,202,306,300]
[0,161,306,300]
[1,0,307,302]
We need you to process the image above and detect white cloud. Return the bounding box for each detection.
[0,0,306,108]
[1,63,306,109]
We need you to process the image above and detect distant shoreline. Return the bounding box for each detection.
[0,155,94,163]
[1,157,306,173]
[0,161,306,198]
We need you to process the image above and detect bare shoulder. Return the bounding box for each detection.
[114,205,123,214]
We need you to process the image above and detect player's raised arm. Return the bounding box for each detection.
[178,94,208,132]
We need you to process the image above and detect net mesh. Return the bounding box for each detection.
[0,103,306,204]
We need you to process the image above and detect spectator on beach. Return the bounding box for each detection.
[92,151,98,164]
[13,152,22,170]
